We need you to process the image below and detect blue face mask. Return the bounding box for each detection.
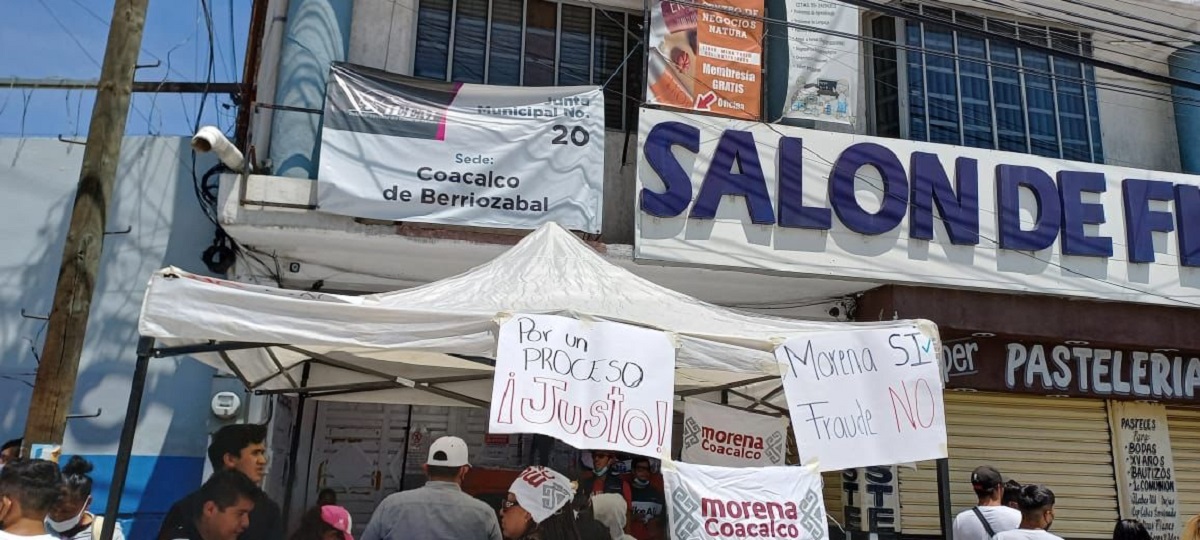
[593,465,609,476]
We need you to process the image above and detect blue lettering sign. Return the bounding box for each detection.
[637,120,1200,268]
[830,143,908,236]
[641,122,698,218]
[997,165,1062,251]
[778,137,832,229]
[690,130,775,224]
[1123,179,1175,264]
[909,153,980,245]
[1177,185,1200,267]
[1058,171,1114,257]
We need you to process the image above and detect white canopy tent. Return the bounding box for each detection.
[102,222,940,538]
[135,222,938,405]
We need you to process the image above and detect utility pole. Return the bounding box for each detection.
[23,0,152,452]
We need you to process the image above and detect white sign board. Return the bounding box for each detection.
[782,0,859,124]
[776,326,947,471]
[1110,401,1181,540]
[634,107,1200,307]
[489,314,676,457]
[319,63,605,232]
[682,399,788,467]
[663,458,829,540]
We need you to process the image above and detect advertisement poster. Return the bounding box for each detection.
[319,63,605,232]
[775,326,947,472]
[662,458,829,540]
[1109,402,1180,540]
[682,399,788,467]
[646,0,763,119]
[782,0,859,123]
[488,314,677,457]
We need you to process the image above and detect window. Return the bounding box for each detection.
[414,0,644,131]
[868,6,1104,164]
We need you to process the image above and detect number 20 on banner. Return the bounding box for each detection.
[775,326,948,472]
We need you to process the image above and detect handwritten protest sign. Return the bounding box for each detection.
[663,458,829,540]
[776,326,946,471]
[489,314,677,457]
[682,399,788,467]
[1110,402,1180,540]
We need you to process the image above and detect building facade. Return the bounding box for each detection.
[214,0,1200,538]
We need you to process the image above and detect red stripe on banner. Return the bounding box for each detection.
[437,82,464,141]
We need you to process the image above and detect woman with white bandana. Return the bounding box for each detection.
[500,467,581,540]
[45,457,124,540]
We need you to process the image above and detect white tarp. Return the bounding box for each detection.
[682,399,788,467]
[662,458,829,540]
[138,222,938,405]
[489,314,676,456]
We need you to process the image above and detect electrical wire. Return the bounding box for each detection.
[908,1,1200,83]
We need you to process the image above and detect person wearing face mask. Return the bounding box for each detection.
[45,457,123,540]
[500,466,580,540]
[626,458,664,540]
[579,451,632,509]
[0,459,62,540]
[993,485,1062,540]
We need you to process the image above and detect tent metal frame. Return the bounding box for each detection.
[101,337,955,540]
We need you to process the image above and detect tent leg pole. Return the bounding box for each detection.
[937,458,953,540]
[101,336,154,540]
[282,393,307,525]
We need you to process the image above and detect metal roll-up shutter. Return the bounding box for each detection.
[899,392,1119,539]
[823,470,844,524]
[1166,406,1200,519]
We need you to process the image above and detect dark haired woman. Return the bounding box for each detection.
[1113,519,1152,540]
[46,456,124,540]
[289,505,354,540]
[994,485,1061,540]
[500,467,581,540]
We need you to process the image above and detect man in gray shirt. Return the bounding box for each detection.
[361,436,503,540]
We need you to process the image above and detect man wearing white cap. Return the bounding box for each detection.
[361,436,502,540]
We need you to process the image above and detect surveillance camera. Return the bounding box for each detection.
[192,125,245,172]
[827,305,842,319]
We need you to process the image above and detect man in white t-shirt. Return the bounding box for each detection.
[0,459,63,540]
[952,465,1023,540]
[994,485,1063,540]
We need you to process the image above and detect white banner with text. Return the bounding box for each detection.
[782,0,858,123]
[663,458,829,540]
[682,399,788,467]
[489,314,677,457]
[776,326,947,471]
[319,63,605,232]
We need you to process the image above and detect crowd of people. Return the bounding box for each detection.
[0,437,127,540]
[0,427,1196,540]
[953,464,1199,540]
[356,437,666,540]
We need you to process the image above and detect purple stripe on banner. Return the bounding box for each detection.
[437,82,464,141]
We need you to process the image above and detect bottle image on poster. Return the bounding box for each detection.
[646,0,763,120]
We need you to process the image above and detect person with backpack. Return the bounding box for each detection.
[952,466,1022,540]
[45,457,124,540]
